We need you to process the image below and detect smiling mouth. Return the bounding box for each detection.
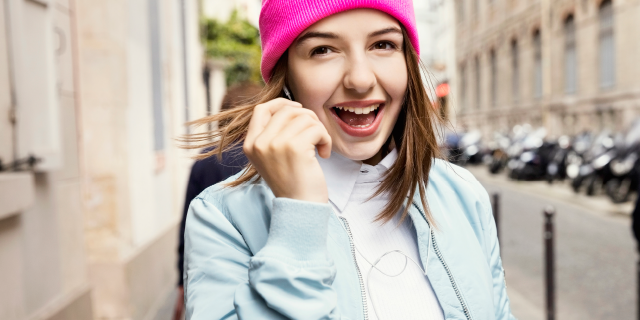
[331,104,382,128]
[328,102,386,137]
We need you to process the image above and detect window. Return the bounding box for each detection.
[460,63,467,111]
[149,0,165,151]
[475,56,481,109]
[16,1,62,170]
[490,49,497,107]
[457,0,465,22]
[511,39,519,103]
[533,30,543,98]
[564,16,577,93]
[473,0,479,18]
[599,0,615,88]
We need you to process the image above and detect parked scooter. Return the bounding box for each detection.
[458,130,484,165]
[570,130,616,196]
[563,132,593,182]
[507,127,554,181]
[605,121,640,203]
[487,132,511,174]
[546,136,575,183]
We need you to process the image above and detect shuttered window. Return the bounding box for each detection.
[460,63,467,111]
[475,56,481,109]
[511,40,519,103]
[149,0,165,151]
[490,49,497,108]
[533,30,542,98]
[564,15,577,94]
[599,0,615,89]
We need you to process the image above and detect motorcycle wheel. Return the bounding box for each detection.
[571,177,583,193]
[585,176,602,196]
[606,179,632,203]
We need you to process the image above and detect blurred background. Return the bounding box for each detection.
[0,0,637,319]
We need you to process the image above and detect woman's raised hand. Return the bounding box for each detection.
[243,98,332,203]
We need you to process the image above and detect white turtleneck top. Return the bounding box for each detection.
[317,150,444,320]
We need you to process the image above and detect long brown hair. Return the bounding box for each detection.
[181,28,443,225]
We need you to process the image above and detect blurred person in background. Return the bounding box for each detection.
[172,83,262,320]
[181,0,513,319]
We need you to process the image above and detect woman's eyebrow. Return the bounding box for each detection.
[295,31,339,46]
[368,27,402,38]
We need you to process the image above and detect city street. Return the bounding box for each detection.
[468,166,636,320]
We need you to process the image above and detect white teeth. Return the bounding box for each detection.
[334,104,381,113]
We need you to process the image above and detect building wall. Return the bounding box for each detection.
[0,0,205,319]
[454,0,640,139]
[0,0,92,319]
[75,0,203,318]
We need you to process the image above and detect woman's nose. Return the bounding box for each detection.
[343,55,377,94]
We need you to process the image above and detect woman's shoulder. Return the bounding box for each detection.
[427,158,493,231]
[429,158,489,201]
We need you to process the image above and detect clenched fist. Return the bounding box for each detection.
[243,98,332,203]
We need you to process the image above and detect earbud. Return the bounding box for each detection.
[283,85,293,101]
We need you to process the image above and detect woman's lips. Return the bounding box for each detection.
[329,103,385,137]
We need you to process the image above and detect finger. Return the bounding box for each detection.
[244,99,302,151]
[255,108,320,147]
[297,125,332,159]
[269,113,324,146]
[282,121,332,159]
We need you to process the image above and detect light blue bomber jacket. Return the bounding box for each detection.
[184,158,515,320]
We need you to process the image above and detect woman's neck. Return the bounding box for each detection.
[362,138,395,166]
[363,151,383,166]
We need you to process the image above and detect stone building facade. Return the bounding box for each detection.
[454,0,640,139]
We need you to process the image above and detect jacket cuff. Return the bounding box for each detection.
[263,198,333,262]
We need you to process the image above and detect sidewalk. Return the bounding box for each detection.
[466,165,634,218]
[507,287,544,320]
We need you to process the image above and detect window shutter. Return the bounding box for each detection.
[10,0,62,171]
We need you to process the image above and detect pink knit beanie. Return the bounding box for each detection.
[259,0,419,82]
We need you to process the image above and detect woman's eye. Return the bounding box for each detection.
[311,47,332,56]
[373,41,396,50]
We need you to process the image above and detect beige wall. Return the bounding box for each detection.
[75,0,203,318]
[0,0,205,319]
[0,0,92,319]
[454,0,640,139]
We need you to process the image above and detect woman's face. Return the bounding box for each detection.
[287,9,408,162]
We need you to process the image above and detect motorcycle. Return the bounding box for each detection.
[459,130,485,165]
[570,130,616,196]
[487,132,511,174]
[546,135,582,184]
[507,127,554,181]
[605,120,640,203]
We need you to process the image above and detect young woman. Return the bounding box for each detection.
[183,0,514,319]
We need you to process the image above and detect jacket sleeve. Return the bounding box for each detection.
[478,189,516,320]
[184,195,350,320]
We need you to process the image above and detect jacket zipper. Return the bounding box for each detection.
[338,216,369,320]
[412,201,472,320]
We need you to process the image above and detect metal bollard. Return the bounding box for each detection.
[492,193,500,243]
[544,206,556,320]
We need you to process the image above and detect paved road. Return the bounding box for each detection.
[468,166,637,320]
